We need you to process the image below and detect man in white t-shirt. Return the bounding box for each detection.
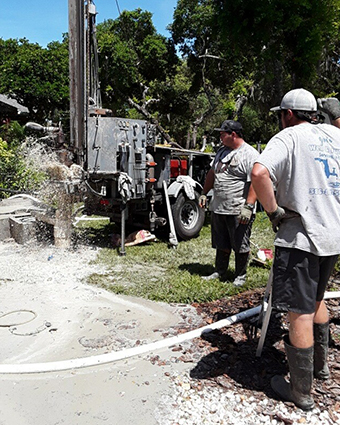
[199,120,259,286]
[251,89,340,411]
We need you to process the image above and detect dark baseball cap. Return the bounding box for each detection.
[214,120,243,133]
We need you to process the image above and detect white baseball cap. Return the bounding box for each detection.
[270,88,317,112]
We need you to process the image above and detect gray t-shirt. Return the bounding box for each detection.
[210,143,259,215]
[256,122,340,255]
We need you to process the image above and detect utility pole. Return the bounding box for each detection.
[68,0,85,167]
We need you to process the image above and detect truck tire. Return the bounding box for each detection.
[171,191,205,240]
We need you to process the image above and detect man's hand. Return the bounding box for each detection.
[199,194,207,208]
[317,98,340,121]
[267,206,299,232]
[238,204,254,224]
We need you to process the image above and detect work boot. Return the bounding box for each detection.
[271,336,314,411]
[202,272,220,281]
[314,322,330,380]
[233,274,246,286]
[202,249,230,281]
[233,252,249,286]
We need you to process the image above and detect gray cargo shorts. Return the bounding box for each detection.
[272,247,338,314]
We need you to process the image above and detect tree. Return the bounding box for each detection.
[97,9,178,117]
[0,38,69,121]
[215,0,340,102]
[171,0,340,142]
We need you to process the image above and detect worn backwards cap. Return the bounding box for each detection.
[214,120,243,133]
[270,88,317,112]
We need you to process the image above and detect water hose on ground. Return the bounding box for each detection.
[0,291,338,375]
[0,305,261,374]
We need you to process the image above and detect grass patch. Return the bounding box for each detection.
[81,211,275,304]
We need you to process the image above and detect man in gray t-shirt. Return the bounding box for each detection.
[252,89,340,411]
[199,120,259,286]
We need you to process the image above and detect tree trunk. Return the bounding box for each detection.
[127,97,172,144]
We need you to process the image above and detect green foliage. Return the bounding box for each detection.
[171,0,340,139]
[1,2,339,147]
[0,120,25,148]
[97,9,178,114]
[0,122,47,195]
[0,38,69,121]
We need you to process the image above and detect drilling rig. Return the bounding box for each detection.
[68,0,212,253]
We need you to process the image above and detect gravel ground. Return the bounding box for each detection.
[155,371,338,425]
[157,289,340,425]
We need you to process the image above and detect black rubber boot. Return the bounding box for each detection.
[233,252,249,286]
[271,336,314,411]
[314,322,330,380]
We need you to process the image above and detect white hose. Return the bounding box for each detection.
[0,291,338,375]
[8,194,43,204]
[324,291,340,299]
[0,305,261,374]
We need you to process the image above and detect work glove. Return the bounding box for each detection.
[238,204,254,224]
[199,194,207,208]
[267,206,299,232]
[317,98,340,121]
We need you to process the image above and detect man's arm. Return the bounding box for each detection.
[246,183,257,205]
[199,168,215,207]
[202,168,215,194]
[251,163,277,213]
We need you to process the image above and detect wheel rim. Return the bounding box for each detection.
[180,201,199,229]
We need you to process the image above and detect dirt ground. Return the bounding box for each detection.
[0,237,339,424]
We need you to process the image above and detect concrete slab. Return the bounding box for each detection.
[0,197,53,243]
[0,197,41,214]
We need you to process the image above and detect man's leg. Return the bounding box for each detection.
[232,215,254,286]
[313,300,330,379]
[314,299,329,324]
[270,248,317,410]
[233,252,250,286]
[289,311,314,348]
[215,248,231,281]
[202,248,230,281]
[203,213,231,281]
[271,311,315,411]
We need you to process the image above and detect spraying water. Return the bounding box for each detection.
[20,137,83,248]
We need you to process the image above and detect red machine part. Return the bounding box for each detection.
[170,159,188,178]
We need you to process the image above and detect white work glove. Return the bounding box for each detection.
[317,98,340,121]
[267,206,299,232]
[199,194,207,208]
[238,204,254,224]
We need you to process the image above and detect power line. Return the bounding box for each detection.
[114,0,121,16]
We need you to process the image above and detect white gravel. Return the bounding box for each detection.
[155,372,339,425]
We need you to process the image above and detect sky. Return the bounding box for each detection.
[0,0,178,47]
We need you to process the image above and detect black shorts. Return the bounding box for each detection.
[272,247,338,314]
[211,212,254,253]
